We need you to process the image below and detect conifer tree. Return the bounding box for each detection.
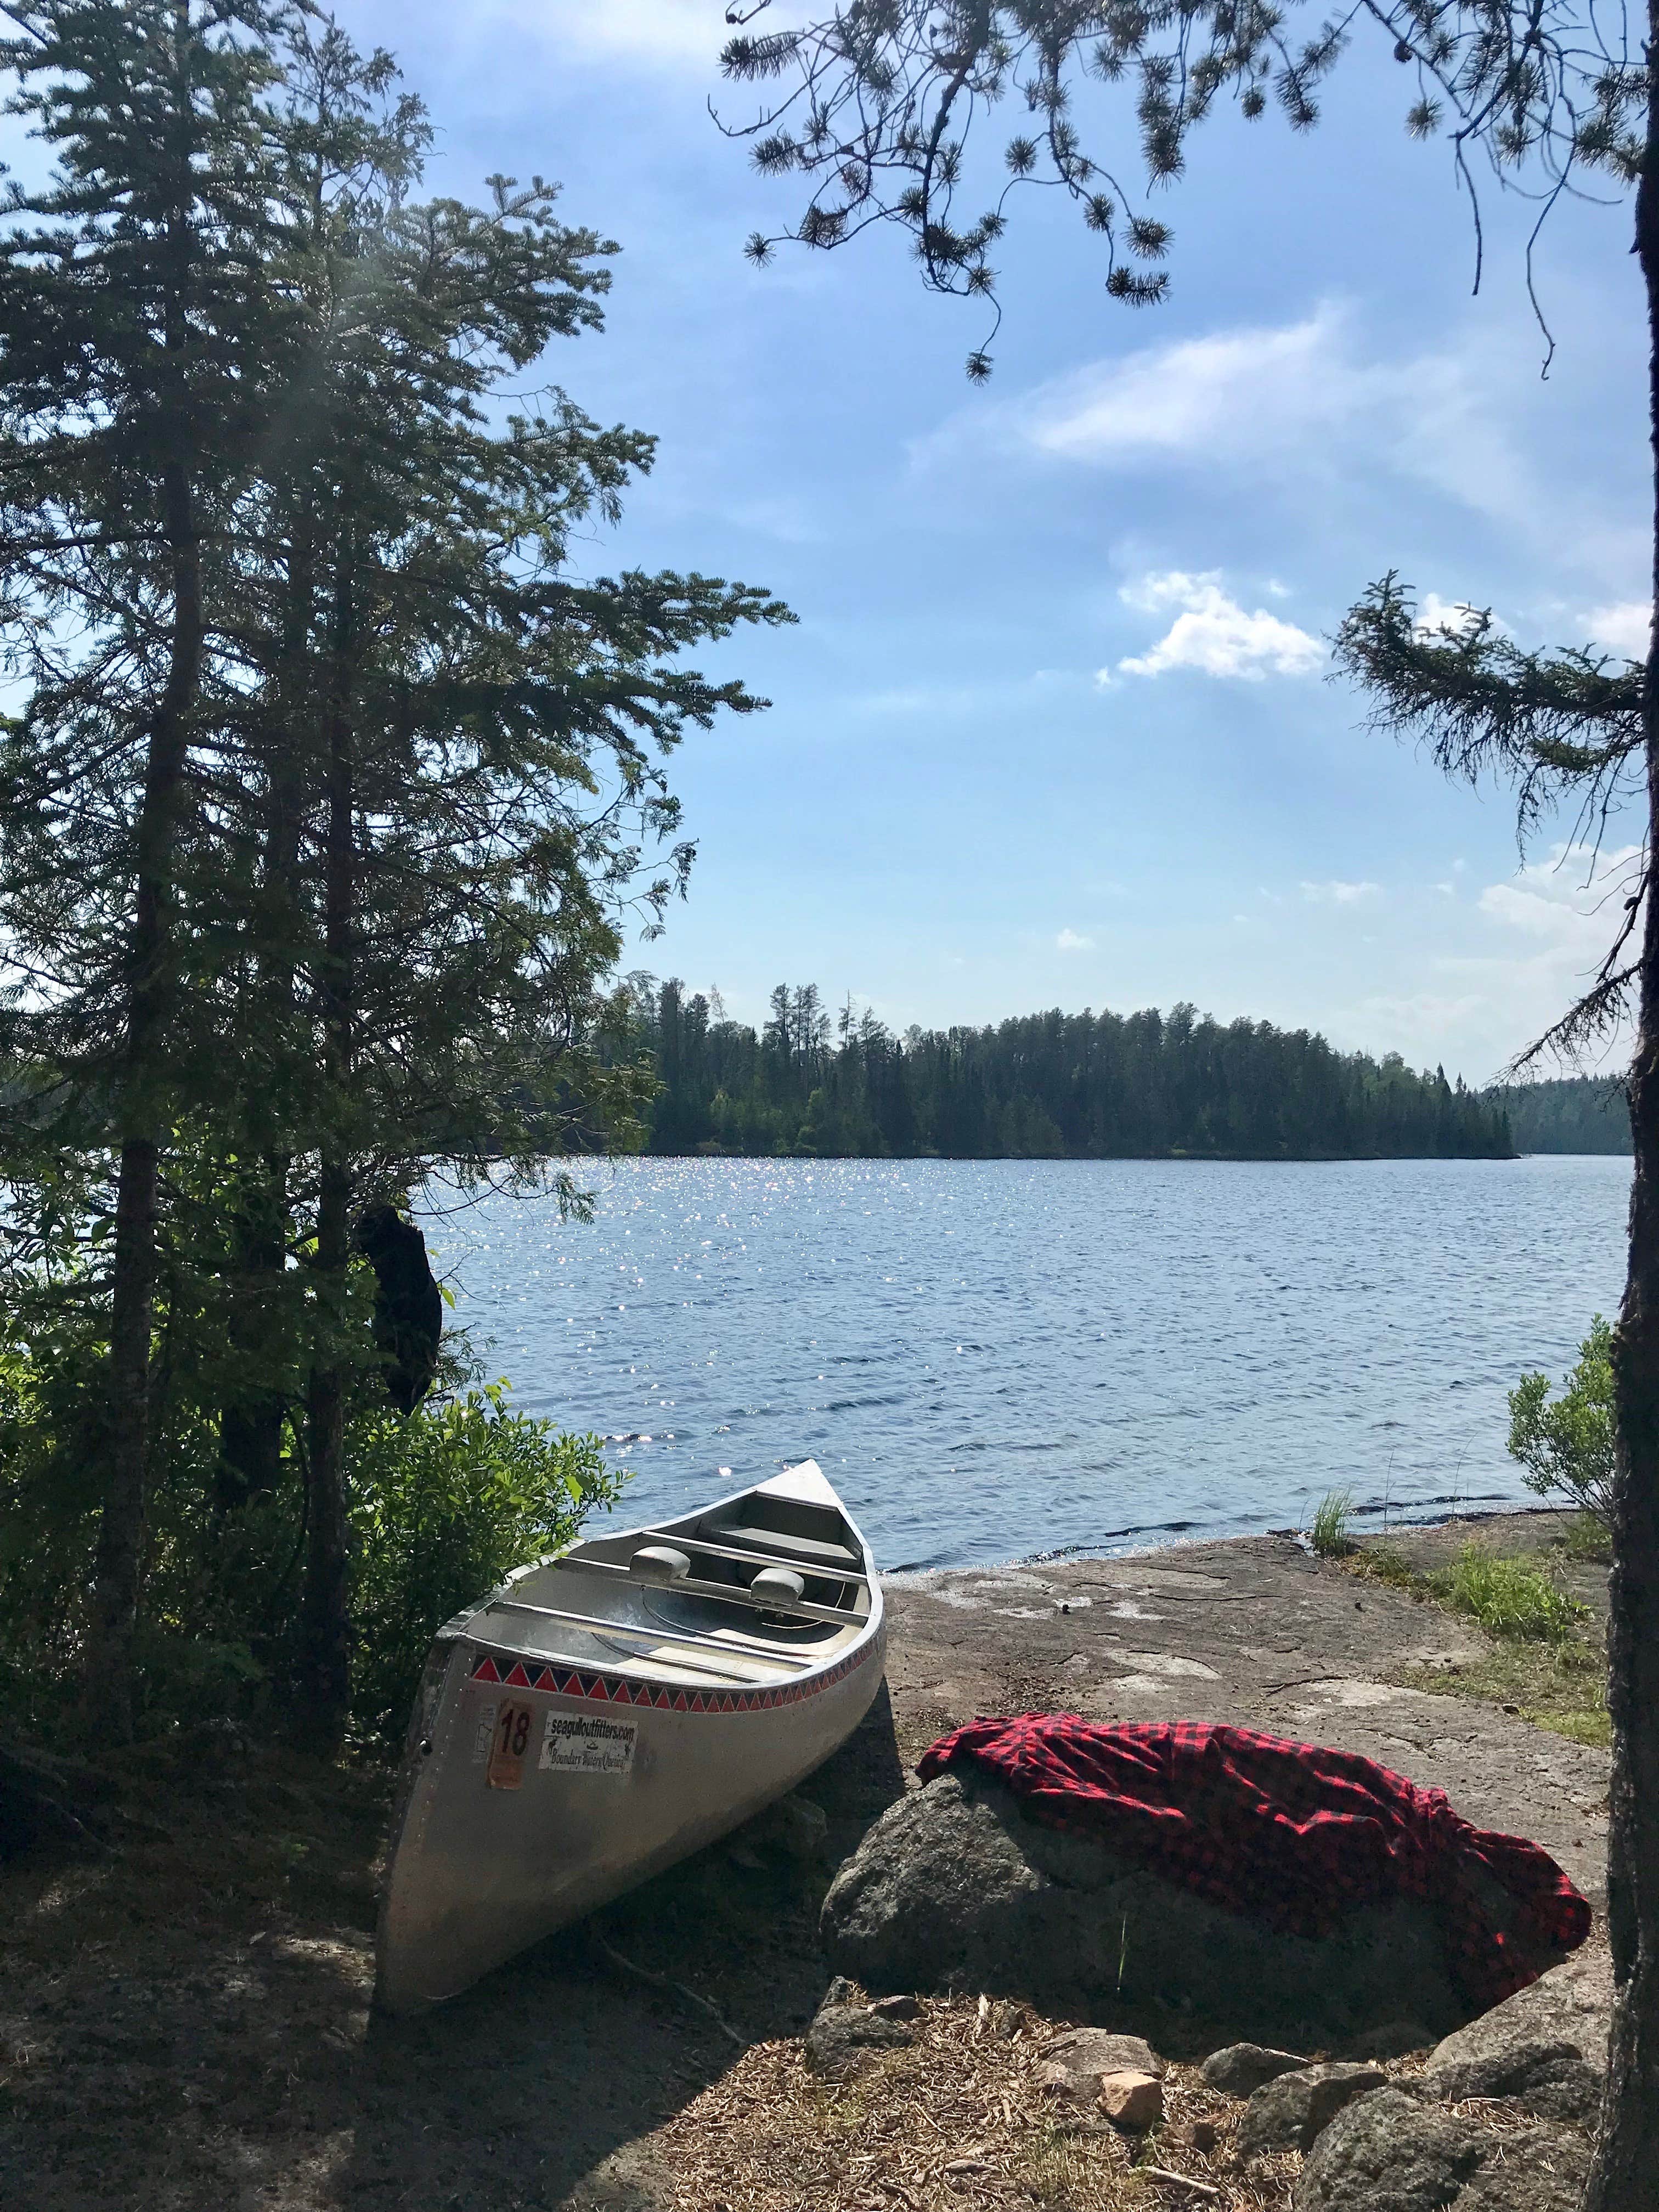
[0,0,306,1734]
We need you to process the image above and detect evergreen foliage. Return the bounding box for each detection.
[0,5,786,1743]
[614,978,1511,1159]
[1493,1075,1631,1153]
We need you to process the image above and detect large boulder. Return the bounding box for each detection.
[821,1773,1478,2041]
[1294,2091,1594,2212]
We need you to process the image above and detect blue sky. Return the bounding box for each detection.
[326,8,1651,1076]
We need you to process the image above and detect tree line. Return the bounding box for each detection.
[1494,1078,1632,1156]
[612,979,1512,1160]
[0,2,782,1751]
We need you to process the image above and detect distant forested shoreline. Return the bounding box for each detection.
[602,980,1514,1160]
[1489,1075,1631,1155]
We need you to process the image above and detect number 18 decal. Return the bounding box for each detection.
[487,1698,533,1790]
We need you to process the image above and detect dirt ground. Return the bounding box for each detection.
[0,1511,1612,2211]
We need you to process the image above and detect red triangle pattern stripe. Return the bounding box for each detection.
[468,1630,876,1711]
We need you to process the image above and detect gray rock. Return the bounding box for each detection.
[1294,2090,1487,2211]
[1239,2062,1389,2154]
[868,1993,921,2022]
[1449,2128,1594,2211]
[1429,1951,1611,2079]
[803,1999,915,2075]
[1421,2038,1602,2126]
[1201,2041,1311,2096]
[752,1792,830,1863]
[820,1773,1491,2040]
[1295,2091,1594,2212]
[1037,2027,1165,2102]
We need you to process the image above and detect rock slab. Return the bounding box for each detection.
[1200,2041,1311,2096]
[820,1773,1479,2040]
[1037,2027,1165,2104]
[1427,1951,1611,2079]
[1239,2062,1389,2155]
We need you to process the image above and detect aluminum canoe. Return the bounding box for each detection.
[375,1458,885,2013]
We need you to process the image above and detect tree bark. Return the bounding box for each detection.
[297,1155,351,1750]
[86,455,201,1738]
[1584,33,1659,2198]
[295,557,356,1754]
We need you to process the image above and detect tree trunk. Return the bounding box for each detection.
[294,565,356,1754]
[297,1154,351,1751]
[217,509,315,1510]
[86,456,201,1737]
[1583,41,1659,2200]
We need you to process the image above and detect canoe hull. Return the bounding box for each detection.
[376,1602,885,2013]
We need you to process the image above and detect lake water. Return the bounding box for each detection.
[426,1155,1629,1573]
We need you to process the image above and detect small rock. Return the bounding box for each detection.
[1241,2062,1389,2155]
[1037,2027,1165,2102]
[868,1993,921,2022]
[804,2000,916,2076]
[726,1842,766,1873]
[821,1976,857,2007]
[1098,2070,1164,2130]
[1421,2038,1603,2126]
[753,1792,830,1863]
[1165,2118,1220,2154]
[1201,2041,1311,2096]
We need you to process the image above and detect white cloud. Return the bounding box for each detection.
[1415,592,1490,638]
[1301,879,1382,905]
[1056,928,1095,952]
[924,301,1534,525]
[1114,572,1323,681]
[1584,600,1651,658]
[1477,845,1639,950]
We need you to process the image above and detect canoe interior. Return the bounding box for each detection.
[451,1465,873,1691]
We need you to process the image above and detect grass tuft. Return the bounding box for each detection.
[1427,1543,1589,1643]
[1310,1489,1357,1559]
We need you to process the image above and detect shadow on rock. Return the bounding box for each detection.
[821,1772,1572,2057]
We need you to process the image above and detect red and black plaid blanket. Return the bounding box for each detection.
[917,1716,1590,2008]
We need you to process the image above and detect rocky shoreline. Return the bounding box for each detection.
[0,1511,1612,2210]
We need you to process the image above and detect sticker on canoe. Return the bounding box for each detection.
[487,1699,534,1790]
[540,1712,638,1778]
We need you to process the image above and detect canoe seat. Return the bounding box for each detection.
[703,1521,860,1572]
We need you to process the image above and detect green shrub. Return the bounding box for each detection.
[1310,1489,1357,1558]
[347,1384,623,1751]
[1,1330,622,1751]
[1508,1318,1615,1531]
[1428,1544,1589,1643]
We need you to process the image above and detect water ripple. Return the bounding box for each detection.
[426,1156,1628,1571]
